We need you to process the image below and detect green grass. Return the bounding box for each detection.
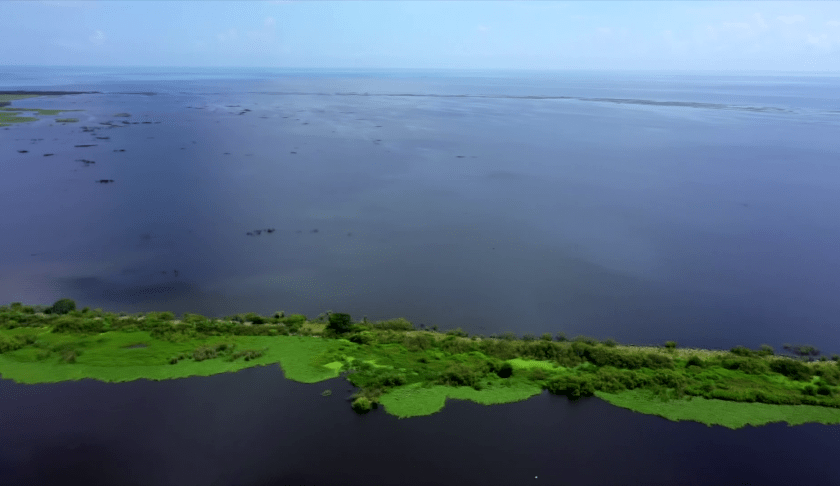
[596,388,840,429]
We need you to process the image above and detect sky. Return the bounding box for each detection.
[2,1,840,72]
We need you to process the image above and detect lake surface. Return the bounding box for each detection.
[1,365,839,486]
[1,67,840,484]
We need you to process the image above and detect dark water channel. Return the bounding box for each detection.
[1,366,838,486]
[2,68,840,483]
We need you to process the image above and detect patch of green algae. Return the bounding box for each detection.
[379,379,543,418]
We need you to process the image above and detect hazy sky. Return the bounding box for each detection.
[2,1,839,72]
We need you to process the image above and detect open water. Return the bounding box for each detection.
[1,67,839,484]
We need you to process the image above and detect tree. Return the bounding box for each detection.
[46,298,76,315]
[327,313,352,334]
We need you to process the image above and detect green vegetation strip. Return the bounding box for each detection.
[0,94,39,102]
[2,300,840,429]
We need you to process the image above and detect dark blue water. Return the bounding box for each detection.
[2,66,840,485]
[3,67,839,354]
[1,366,838,486]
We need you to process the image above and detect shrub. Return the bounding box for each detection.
[371,318,414,331]
[602,338,618,347]
[686,355,704,368]
[770,358,813,381]
[758,344,775,356]
[721,358,770,375]
[554,332,568,342]
[730,346,757,358]
[521,334,536,342]
[240,312,267,324]
[349,331,375,345]
[574,335,599,345]
[664,341,677,350]
[499,332,517,341]
[445,327,469,338]
[229,348,267,361]
[327,313,352,334]
[0,335,28,353]
[528,368,549,381]
[46,298,76,315]
[540,333,553,342]
[51,316,106,334]
[352,397,373,414]
[403,333,436,352]
[803,385,817,396]
[546,375,596,399]
[496,362,513,378]
[437,364,482,389]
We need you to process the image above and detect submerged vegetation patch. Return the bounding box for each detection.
[1,300,840,429]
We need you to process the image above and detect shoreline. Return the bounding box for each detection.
[2,300,840,429]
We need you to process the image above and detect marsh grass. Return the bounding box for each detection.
[0,112,38,127]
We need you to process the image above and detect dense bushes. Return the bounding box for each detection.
[403,333,436,352]
[370,317,414,331]
[770,358,813,381]
[436,364,485,390]
[720,357,770,375]
[327,313,353,334]
[192,342,234,361]
[50,316,107,334]
[45,298,76,315]
[581,346,674,370]
[546,374,596,399]
[0,334,35,353]
[496,362,514,378]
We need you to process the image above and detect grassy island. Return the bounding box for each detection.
[2,299,840,429]
[0,94,82,126]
